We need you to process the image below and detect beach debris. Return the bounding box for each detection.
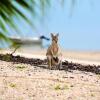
[0,53,100,74]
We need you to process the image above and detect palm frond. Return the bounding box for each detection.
[0,0,34,48]
[0,32,11,42]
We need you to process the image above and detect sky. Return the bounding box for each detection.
[11,0,100,51]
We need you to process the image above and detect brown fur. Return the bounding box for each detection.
[46,33,59,69]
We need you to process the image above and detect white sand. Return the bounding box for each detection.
[0,60,100,100]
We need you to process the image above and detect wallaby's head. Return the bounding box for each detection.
[51,33,59,43]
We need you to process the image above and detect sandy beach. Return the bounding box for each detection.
[0,0,100,99]
[0,49,100,100]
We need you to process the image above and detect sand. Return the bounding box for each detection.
[0,49,100,100]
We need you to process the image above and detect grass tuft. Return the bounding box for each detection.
[54,84,61,90]
[16,65,26,71]
[54,84,69,90]
[9,83,16,88]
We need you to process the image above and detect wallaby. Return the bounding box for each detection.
[46,33,59,69]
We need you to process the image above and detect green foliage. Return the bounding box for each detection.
[91,93,95,97]
[0,32,11,43]
[0,0,33,46]
[9,83,16,88]
[54,84,69,90]
[2,54,11,61]
[54,84,61,90]
[16,65,26,71]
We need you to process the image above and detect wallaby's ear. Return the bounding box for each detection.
[51,33,54,38]
[56,33,59,37]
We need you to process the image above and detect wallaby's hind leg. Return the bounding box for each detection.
[47,56,52,69]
